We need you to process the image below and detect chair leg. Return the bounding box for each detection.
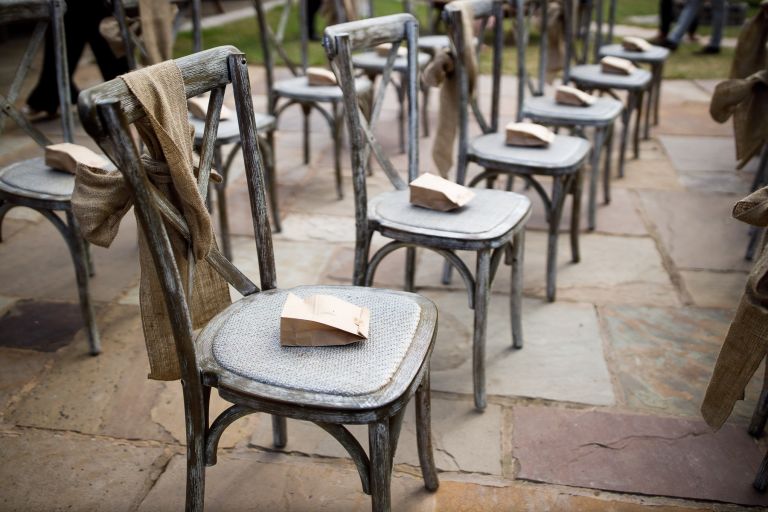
[421,83,430,138]
[633,89,643,159]
[84,241,95,278]
[332,101,344,200]
[643,83,652,141]
[653,63,664,126]
[618,91,636,178]
[570,172,583,264]
[302,103,312,165]
[545,176,568,302]
[415,369,439,492]
[604,122,615,203]
[369,418,392,512]
[272,415,287,448]
[0,199,10,242]
[510,230,525,349]
[472,249,491,410]
[587,125,607,231]
[441,259,453,285]
[264,132,282,232]
[65,210,101,355]
[185,404,207,512]
[354,232,373,286]
[404,247,416,292]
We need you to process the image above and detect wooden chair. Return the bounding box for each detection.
[78,45,439,512]
[259,0,372,200]
[0,0,100,354]
[594,0,668,139]
[515,0,622,231]
[445,0,589,303]
[565,0,652,179]
[325,13,532,410]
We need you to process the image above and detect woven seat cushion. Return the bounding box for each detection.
[191,111,276,145]
[569,64,652,90]
[198,286,435,407]
[599,43,670,63]
[352,51,431,73]
[369,188,530,242]
[273,75,372,102]
[522,95,623,125]
[469,133,591,172]
[0,157,76,202]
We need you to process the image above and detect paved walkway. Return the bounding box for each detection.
[0,41,766,510]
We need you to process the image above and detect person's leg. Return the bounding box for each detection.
[706,0,726,50]
[660,0,674,36]
[81,1,129,80]
[667,0,704,46]
[307,0,322,41]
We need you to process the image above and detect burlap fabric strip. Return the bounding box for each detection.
[72,61,231,380]
[709,1,768,169]
[701,186,768,428]
[422,0,477,178]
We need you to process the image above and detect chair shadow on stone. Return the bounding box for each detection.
[78,45,439,512]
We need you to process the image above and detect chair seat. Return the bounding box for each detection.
[197,285,436,409]
[273,75,372,102]
[352,51,432,73]
[522,95,623,125]
[469,132,591,173]
[569,64,652,90]
[0,157,76,202]
[598,43,670,63]
[191,111,276,145]
[369,188,530,243]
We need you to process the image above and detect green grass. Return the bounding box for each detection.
[174,0,739,80]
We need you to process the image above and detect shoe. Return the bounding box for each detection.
[695,46,721,55]
[658,39,678,51]
[647,33,667,45]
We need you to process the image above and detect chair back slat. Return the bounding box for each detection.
[252,0,304,77]
[194,85,226,200]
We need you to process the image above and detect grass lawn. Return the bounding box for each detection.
[175,0,743,80]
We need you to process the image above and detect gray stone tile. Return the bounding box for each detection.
[0,300,88,352]
[426,291,615,406]
[680,270,747,309]
[659,135,754,176]
[0,348,52,415]
[0,428,169,512]
[511,405,768,506]
[600,304,763,420]
[249,397,504,475]
[637,190,753,272]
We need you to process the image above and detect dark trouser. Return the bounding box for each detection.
[27,0,128,113]
[660,0,698,37]
[307,0,323,40]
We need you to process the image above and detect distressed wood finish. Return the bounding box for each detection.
[0,0,99,355]
[79,46,439,512]
[325,13,530,409]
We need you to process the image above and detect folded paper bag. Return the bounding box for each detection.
[505,122,555,147]
[601,56,636,76]
[410,173,476,212]
[375,43,407,58]
[280,293,370,347]
[188,94,234,121]
[622,36,652,52]
[45,143,109,174]
[555,85,596,107]
[307,67,338,86]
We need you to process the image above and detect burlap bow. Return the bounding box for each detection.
[72,61,230,380]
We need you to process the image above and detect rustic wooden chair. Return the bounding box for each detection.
[444,0,589,303]
[514,0,622,231]
[78,45,439,512]
[325,13,531,410]
[258,0,372,200]
[593,0,668,139]
[0,0,100,355]
[565,0,652,178]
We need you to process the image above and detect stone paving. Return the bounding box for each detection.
[1,40,767,511]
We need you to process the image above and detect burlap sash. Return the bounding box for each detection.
[422,0,477,178]
[72,61,230,380]
[701,187,768,428]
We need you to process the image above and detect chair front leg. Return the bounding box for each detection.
[604,122,615,203]
[65,210,101,355]
[369,418,392,512]
[618,90,637,178]
[272,415,287,448]
[472,248,492,409]
[354,230,373,286]
[587,125,608,231]
[509,230,525,349]
[416,368,439,491]
[633,89,644,159]
[301,103,312,165]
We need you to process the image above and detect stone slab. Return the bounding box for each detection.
[600,304,763,420]
[680,270,747,309]
[0,299,88,351]
[0,348,52,415]
[511,405,768,506]
[249,397,504,475]
[0,428,169,512]
[613,152,683,191]
[637,190,753,273]
[659,135,757,179]
[427,292,615,406]
[655,102,732,138]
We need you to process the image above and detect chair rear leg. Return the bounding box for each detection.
[369,418,392,512]
[302,103,312,164]
[272,415,287,448]
[332,101,344,200]
[587,125,607,231]
[546,177,568,302]
[510,231,525,349]
[570,171,583,263]
[633,89,643,159]
[405,247,416,292]
[65,211,101,355]
[214,148,232,261]
[472,249,492,409]
[416,369,439,491]
[604,122,615,203]
[618,91,636,178]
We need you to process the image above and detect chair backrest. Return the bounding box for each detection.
[252,0,311,83]
[0,0,73,144]
[78,46,272,385]
[323,13,419,221]
[444,0,504,184]
[567,0,614,67]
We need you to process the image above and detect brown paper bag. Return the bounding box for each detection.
[622,36,651,52]
[505,122,555,147]
[188,94,233,121]
[280,293,370,347]
[555,85,596,106]
[307,67,338,86]
[45,143,109,174]
[409,173,476,212]
[601,56,636,76]
[375,43,407,58]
